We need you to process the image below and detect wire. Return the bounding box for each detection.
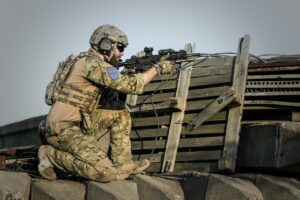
[149,96,159,160]
[5,145,40,176]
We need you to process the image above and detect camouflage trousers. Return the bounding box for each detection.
[43,108,132,181]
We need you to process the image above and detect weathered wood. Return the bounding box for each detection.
[244,100,300,108]
[162,43,193,172]
[131,123,226,139]
[243,106,285,110]
[219,35,251,172]
[137,85,230,104]
[137,92,175,104]
[131,136,224,150]
[143,73,232,92]
[187,86,232,100]
[147,162,217,172]
[248,66,300,73]
[193,56,234,67]
[133,150,222,162]
[249,61,300,68]
[241,120,291,125]
[129,97,182,113]
[191,65,232,78]
[132,115,171,127]
[245,91,300,96]
[185,99,214,111]
[133,98,224,113]
[292,112,300,122]
[132,111,227,127]
[186,88,236,131]
[152,73,178,81]
[189,74,232,88]
[247,74,300,80]
[246,80,300,89]
[143,80,177,92]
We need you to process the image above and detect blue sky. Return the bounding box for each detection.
[0,0,300,125]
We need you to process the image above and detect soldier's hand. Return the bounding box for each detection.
[153,60,173,74]
[159,53,170,61]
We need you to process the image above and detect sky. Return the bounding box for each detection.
[0,0,300,126]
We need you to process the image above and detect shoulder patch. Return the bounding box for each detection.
[106,67,119,80]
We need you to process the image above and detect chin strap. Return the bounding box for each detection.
[107,43,117,61]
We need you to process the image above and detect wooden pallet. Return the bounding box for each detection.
[128,35,251,173]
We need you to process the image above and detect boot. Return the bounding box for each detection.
[116,159,150,177]
[38,145,57,180]
[131,159,150,174]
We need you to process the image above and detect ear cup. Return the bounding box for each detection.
[99,38,112,52]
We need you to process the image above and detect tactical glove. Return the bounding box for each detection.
[153,60,173,74]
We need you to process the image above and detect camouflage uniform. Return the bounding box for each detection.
[42,48,145,182]
[39,24,173,182]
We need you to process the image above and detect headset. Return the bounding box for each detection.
[98,38,113,53]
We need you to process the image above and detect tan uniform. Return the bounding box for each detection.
[43,49,144,181]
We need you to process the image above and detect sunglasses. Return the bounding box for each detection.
[117,44,125,53]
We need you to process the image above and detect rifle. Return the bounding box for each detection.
[118,47,201,73]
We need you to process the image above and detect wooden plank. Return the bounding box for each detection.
[129,97,182,113]
[292,112,300,122]
[187,86,232,100]
[146,162,217,172]
[193,56,234,67]
[185,99,214,111]
[186,123,226,134]
[246,80,300,89]
[175,150,222,162]
[136,85,230,104]
[219,35,251,172]
[249,62,300,68]
[143,80,177,92]
[247,74,300,80]
[132,115,171,127]
[189,74,232,88]
[152,73,178,81]
[241,120,290,125]
[162,43,193,172]
[143,73,232,92]
[136,92,175,104]
[245,91,300,96]
[133,98,220,113]
[131,136,224,150]
[244,100,300,108]
[248,66,300,73]
[130,123,226,139]
[243,106,287,110]
[131,128,169,139]
[132,111,227,127]
[191,65,232,78]
[133,150,222,162]
[151,59,235,82]
[186,88,235,130]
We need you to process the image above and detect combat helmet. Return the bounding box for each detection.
[90,24,128,53]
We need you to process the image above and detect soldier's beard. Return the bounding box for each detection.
[110,55,119,68]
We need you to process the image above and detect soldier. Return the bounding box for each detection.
[38,24,173,182]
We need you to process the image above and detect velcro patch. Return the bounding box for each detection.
[106,67,119,80]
